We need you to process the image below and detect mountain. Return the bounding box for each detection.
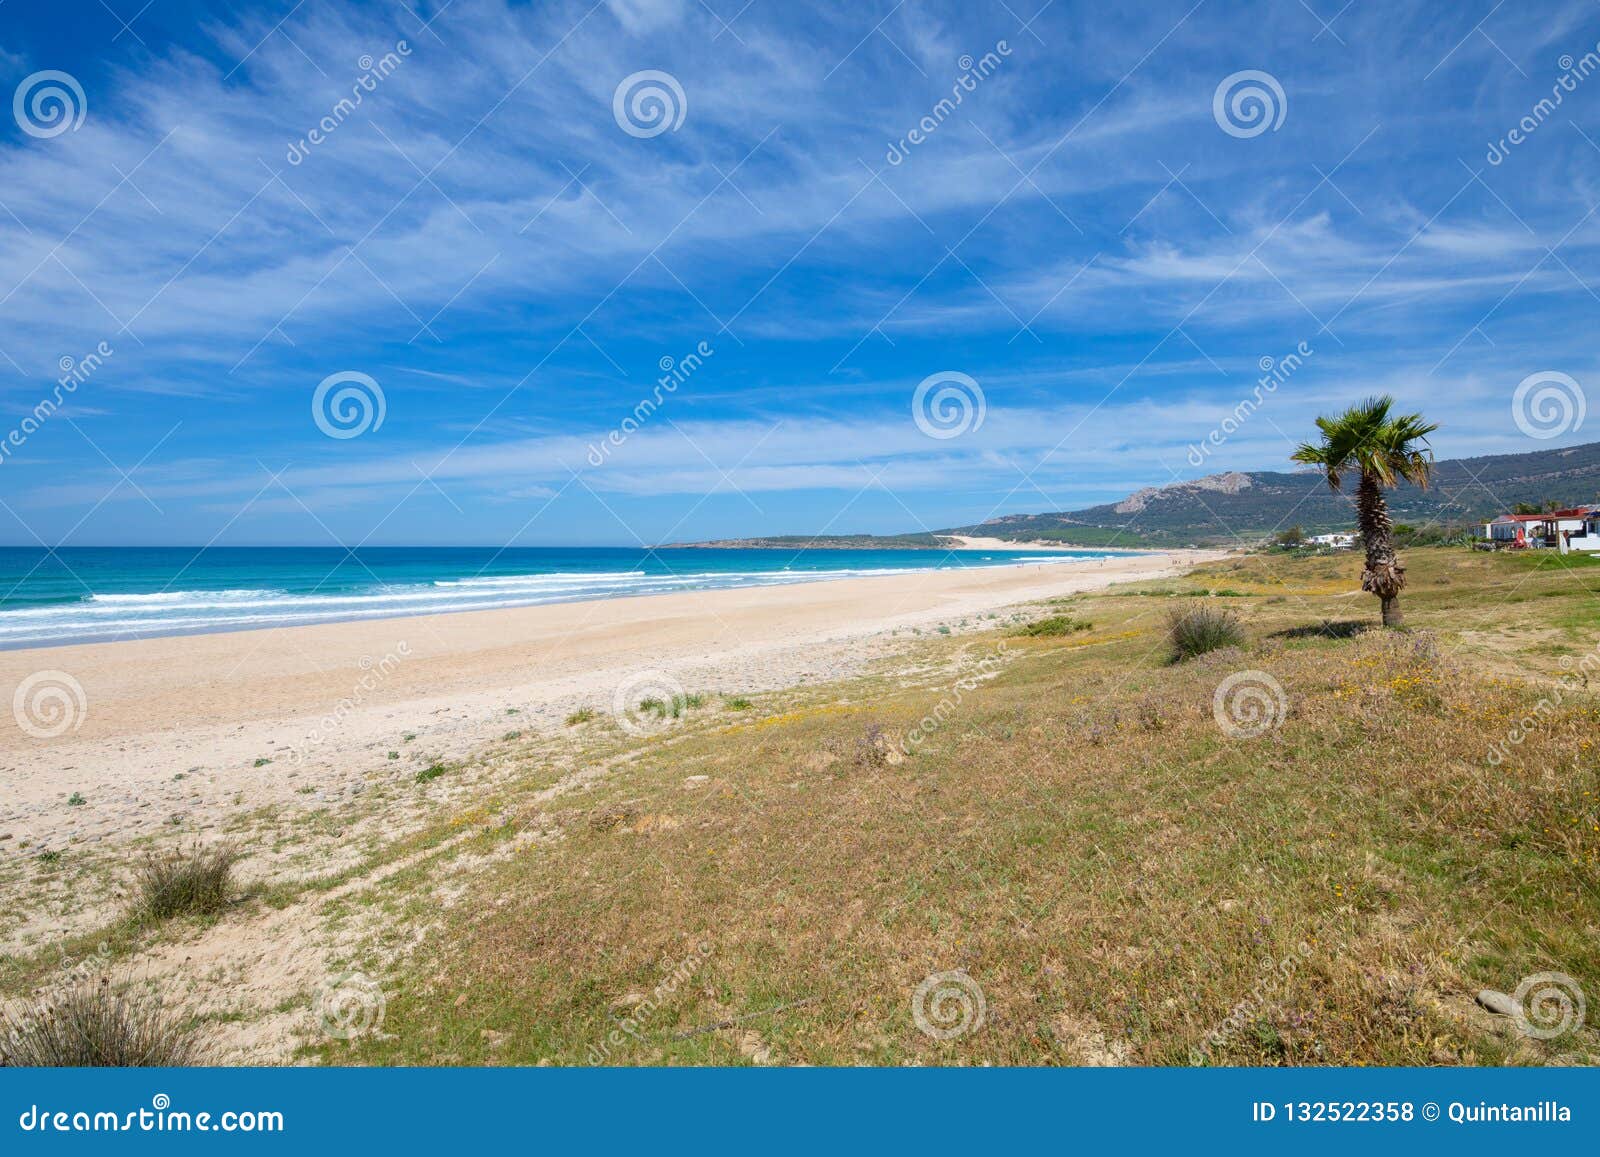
[949,441,1600,547]
[666,441,1600,551]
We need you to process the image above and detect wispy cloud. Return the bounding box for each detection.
[0,0,1596,544]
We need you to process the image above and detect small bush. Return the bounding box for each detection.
[66,792,86,807]
[724,696,754,711]
[0,981,202,1067]
[638,694,704,721]
[1016,615,1092,638]
[853,724,893,769]
[588,804,639,832]
[565,707,596,726]
[415,764,448,784]
[133,844,239,922]
[1167,604,1244,662]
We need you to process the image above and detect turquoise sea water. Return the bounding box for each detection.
[0,546,1128,650]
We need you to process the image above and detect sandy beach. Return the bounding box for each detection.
[0,550,1215,863]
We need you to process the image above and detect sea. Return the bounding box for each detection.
[0,545,1129,650]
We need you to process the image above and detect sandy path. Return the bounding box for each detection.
[0,551,1217,858]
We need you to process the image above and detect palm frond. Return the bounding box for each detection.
[1291,395,1436,498]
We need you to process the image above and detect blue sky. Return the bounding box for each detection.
[0,0,1597,546]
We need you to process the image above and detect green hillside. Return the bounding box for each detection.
[952,441,1600,547]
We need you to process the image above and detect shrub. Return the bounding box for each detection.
[638,694,704,721]
[853,724,893,769]
[133,844,239,921]
[1167,604,1244,662]
[1016,615,1092,638]
[564,707,596,726]
[724,696,754,711]
[0,981,202,1067]
[415,764,448,784]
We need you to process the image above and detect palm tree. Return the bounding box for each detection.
[1291,396,1438,628]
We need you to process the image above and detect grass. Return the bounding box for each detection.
[1015,614,1092,638]
[11,546,1588,1069]
[307,548,1596,1067]
[637,693,706,721]
[133,844,240,922]
[565,707,597,726]
[724,696,755,711]
[0,981,203,1067]
[1167,603,1245,661]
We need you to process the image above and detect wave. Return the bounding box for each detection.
[0,554,1101,648]
[432,570,646,586]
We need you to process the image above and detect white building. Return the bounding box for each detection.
[1560,510,1600,553]
[1484,510,1596,550]
[1306,532,1357,549]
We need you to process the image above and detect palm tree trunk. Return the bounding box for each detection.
[1356,471,1406,627]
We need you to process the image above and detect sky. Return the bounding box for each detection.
[0,0,1597,546]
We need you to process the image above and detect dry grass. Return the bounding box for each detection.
[0,980,202,1067]
[133,843,239,922]
[292,548,1598,1067]
[1167,602,1246,660]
